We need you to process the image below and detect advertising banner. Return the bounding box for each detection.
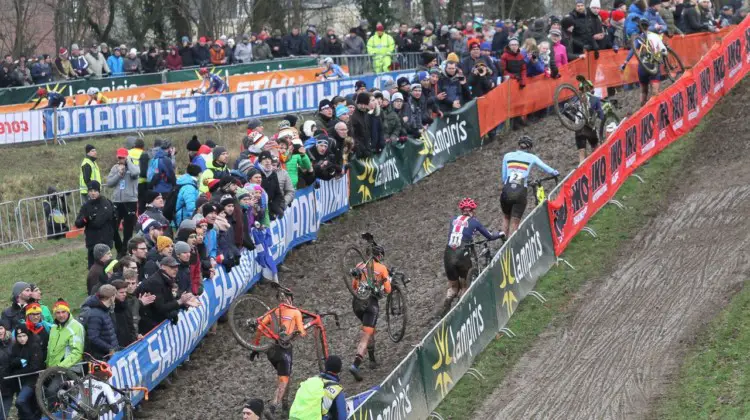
[348,139,416,206]
[0,110,44,144]
[348,349,430,420]
[105,182,346,418]
[44,70,416,140]
[164,58,318,82]
[419,272,498,412]
[411,100,481,183]
[316,175,349,223]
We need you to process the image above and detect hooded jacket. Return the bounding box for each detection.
[46,315,85,368]
[81,295,118,359]
[75,196,116,248]
[107,54,124,76]
[135,270,183,334]
[174,174,200,227]
[149,148,176,194]
[9,332,45,387]
[166,47,183,70]
[106,158,140,203]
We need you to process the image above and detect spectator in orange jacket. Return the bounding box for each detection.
[210,42,227,66]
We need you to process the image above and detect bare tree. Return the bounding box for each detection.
[0,0,55,56]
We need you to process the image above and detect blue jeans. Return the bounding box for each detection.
[16,385,39,420]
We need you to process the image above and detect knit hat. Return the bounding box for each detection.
[141,217,160,234]
[258,150,273,163]
[187,163,202,177]
[59,47,68,55]
[87,180,101,192]
[355,92,371,105]
[236,189,251,201]
[247,118,262,130]
[468,38,481,50]
[355,80,367,90]
[422,51,436,65]
[238,159,253,174]
[93,243,111,261]
[25,302,42,316]
[549,28,562,37]
[179,219,196,231]
[416,71,429,82]
[447,52,460,63]
[410,83,422,91]
[205,139,217,148]
[495,21,504,28]
[282,114,298,128]
[324,355,342,373]
[480,41,492,51]
[219,194,235,207]
[186,135,201,152]
[243,399,264,417]
[53,298,70,313]
[174,241,191,255]
[335,104,349,117]
[85,144,96,154]
[202,203,220,216]
[71,43,80,50]
[15,324,30,337]
[611,10,626,21]
[160,256,180,267]
[392,92,404,102]
[383,79,397,91]
[508,36,519,45]
[278,119,291,130]
[11,282,30,301]
[144,190,161,204]
[156,236,173,252]
[246,167,261,180]
[116,148,129,158]
[212,146,227,160]
[318,99,332,112]
[382,91,391,102]
[589,0,601,7]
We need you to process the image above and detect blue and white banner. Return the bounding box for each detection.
[45,71,416,140]
[103,177,348,418]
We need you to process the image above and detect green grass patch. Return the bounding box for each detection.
[0,246,89,314]
[434,122,701,418]
[656,282,750,419]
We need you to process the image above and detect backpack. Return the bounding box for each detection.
[163,183,187,222]
[146,157,161,183]
[289,376,341,420]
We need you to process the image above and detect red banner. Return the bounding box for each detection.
[548,18,750,255]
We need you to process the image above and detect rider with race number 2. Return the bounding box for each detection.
[249,287,306,415]
[501,136,559,235]
[348,245,392,382]
[442,198,505,314]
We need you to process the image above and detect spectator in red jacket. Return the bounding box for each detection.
[500,36,526,88]
[166,47,183,70]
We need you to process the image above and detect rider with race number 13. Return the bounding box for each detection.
[501,136,559,236]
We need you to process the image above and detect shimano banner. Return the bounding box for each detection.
[44,70,415,140]
[103,178,347,419]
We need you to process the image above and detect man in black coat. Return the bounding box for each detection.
[254,152,286,220]
[351,92,373,159]
[135,257,198,334]
[75,181,116,269]
[0,318,13,417]
[81,284,119,359]
[111,280,138,348]
[283,28,310,56]
[569,0,596,55]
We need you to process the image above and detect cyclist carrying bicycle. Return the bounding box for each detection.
[501,137,559,234]
[571,78,605,163]
[631,17,667,106]
[442,198,504,314]
[197,67,227,94]
[249,287,305,414]
[348,244,391,382]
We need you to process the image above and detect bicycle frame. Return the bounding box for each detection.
[253,305,339,353]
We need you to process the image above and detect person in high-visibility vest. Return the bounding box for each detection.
[126,136,149,214]
[79,144,101,202]
[198,146,230,194]
[366,23,395,73]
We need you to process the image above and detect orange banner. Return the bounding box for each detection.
[0,67,327,114]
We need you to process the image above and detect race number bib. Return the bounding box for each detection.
[507,170,525,185]
[448,216,469,248]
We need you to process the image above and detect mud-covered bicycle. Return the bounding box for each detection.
[554,77,622,142]
[227,286,341,372]
[529,175,559,206]
[341,232,410,343]
[440,235,500,317]
[631,31,685,82]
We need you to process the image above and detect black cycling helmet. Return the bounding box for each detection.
[276,285,294,302]
[518,136,533,150]
[638,18,650,29]
[372,244,385,260]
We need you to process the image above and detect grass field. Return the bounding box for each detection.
[656,281,750,419]
[433,119,702,418]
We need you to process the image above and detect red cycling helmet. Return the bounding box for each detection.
[91,360,113,380]
[459,197,477,211]
[37,88,48,96]
[199,68,209,75]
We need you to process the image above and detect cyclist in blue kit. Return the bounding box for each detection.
[197,68,227,94]
[30,88,66,110]
[501,136,559,236]
[441,197,504,315]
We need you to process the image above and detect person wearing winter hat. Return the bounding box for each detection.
[9,322,45,419]
[173,241,193,294]
[75,179,116,269]
[1,282,32,330]
[173,163,203,229]
[282,114,298,128]
[289,355,346,419]
[136,191,170,236]
[335,103,350,123]
[140,217,163,251]
[23,302,52,352]
[242,398,265,420]
[186,135,202,155]
[247,118,263,135]
[79,144,101,203]
[198,145,230,194]
[315,98,335,132]
[107,147,140,257]
[46,297,85,368]
[367,22,395,73]
[143,235,174,277]
[87,243,113,294]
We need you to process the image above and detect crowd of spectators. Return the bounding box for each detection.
[1,0,742,89]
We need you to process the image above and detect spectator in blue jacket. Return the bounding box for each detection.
[81,285,119,359]
[31,55,54,84]
[436,61,471,112]
[173,165,202,228]
[149,141,176,195]
[625,0,649,39]
[107,47,125,76]
[521,38,546,77]
[70,44,90,77]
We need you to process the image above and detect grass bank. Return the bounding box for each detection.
[655,281,749,419]
[434,117,703,418]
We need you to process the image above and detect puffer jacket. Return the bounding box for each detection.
[500,46,527,86]
[81,295,118,359]
[625,2,648,38]
[106,159,140,203]
[46,316,85,368]
[382,105,404,141]
[107,55,124,76]
[659,5,683,36]
[234,42,253,63]
[174,173,200,227]
[84,52,110,77]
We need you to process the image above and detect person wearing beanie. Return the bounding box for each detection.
[79,284,119,359]
[247,118,263,134]
[186,135,201,155]
[143,235,174,278]
[351,91,373,159]
[253,151,287,219]
[9,322,45,419]
[87,243,113,294]
[173,163,202,228]
[46,298,85,368]
[106,146,140,257]
[135,190,171,238]
[75,178,116,269]
[282,114,298,128]
[139,218,164,252]
[567,0,603,56]
[242,398,265,420]
[198,145,230,194]
[79,143,101,203]
[1,282,32,330]
[500,36,527,88]
[23,302,52,354]
[308,135,341,181]
[289,355,346,419]
[315,99,335,132]
[173,241,193,295]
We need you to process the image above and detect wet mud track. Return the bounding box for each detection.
[477,81,750,419]
[144,86,657,419]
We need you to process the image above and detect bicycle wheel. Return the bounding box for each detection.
[313,328,327,372]
[35,366,86,420]
[662,46,685,82]
[553,84,587,132]
[228,294,278,352]
[341,246,373,300]
[123,403,135,420]
[632,37,659,75]
[598,111,621,142]
[465,267,480,287]
[386,282,408,343]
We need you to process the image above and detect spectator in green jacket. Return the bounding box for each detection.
[283,139,313,188]
[46,299,84,368]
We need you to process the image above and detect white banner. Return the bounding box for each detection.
[0,110,44,144]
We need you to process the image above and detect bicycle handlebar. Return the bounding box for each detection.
[318,312,341,328]
[529,175,559,186]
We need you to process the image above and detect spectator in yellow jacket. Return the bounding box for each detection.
[367,23,395,73]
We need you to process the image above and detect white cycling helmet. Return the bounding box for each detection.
[87,87,99,96]
[322,57,333,65]
[605,122,618,134]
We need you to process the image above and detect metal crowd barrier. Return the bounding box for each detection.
[333,51,444,76]
[14,188,87,249]
[0,361,88,416]
[0,201,22,248]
